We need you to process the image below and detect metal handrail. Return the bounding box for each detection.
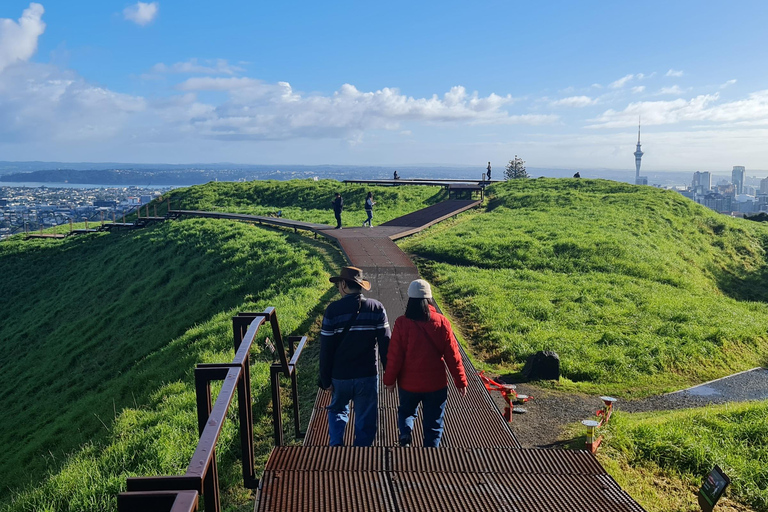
[118,307,309,512]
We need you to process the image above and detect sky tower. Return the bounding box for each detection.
[634,119,647,185]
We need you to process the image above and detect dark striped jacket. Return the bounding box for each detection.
[319,293,390,389]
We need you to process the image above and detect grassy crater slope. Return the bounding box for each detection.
[0,218,340,511]
[600,402,768,511]
[1,179,438,511]
[399,178,768,396]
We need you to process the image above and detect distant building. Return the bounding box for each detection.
[732,166,745,194]
[703,192,732,213]
[760,177,768,195]
[94,200,117,208]
[692,171,711,195]
[716,181,735,196]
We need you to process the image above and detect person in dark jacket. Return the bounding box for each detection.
[384,279,467,447]
[320,266,390,446]
[331,192,343,229]
[362,191,376,227]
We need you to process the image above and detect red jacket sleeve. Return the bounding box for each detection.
[440,317,467,389]
[383,316,405,387]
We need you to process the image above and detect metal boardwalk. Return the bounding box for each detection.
[256,199,646,512]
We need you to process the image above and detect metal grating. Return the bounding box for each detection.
[256,447,646,512]
[256,471,394,512]
[389,447,605,475]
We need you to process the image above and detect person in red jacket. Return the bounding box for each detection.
[384,279,468,447]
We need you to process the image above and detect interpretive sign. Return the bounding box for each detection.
[698,465,730,511]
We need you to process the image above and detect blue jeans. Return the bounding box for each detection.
[326,376,378,446]
[398,387,448,448]
[363,210,373,226]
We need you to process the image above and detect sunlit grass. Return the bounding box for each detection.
[400,178,768,395]
[596,401,768,511]
[0,217,344,511]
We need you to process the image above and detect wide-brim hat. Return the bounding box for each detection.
[329,266,371,291]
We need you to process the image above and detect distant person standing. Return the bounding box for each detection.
[331,192,343,229]
[363,192,376,227]
[393,170,400,180]
[486,162,492,181]
[384,279,468,447]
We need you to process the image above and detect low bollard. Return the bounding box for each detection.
[582,395,617,453]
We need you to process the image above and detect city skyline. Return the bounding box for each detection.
[1,1,768,171]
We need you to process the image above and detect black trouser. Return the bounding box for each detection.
[334,211,342,228]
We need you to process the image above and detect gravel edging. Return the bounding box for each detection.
[489,368,768,448]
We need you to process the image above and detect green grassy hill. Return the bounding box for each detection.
[2,177,767,511]
[399,178,768,395]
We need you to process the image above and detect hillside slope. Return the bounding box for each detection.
[399,178,768,395]
[1,179,441,510]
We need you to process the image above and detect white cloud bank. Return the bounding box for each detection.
[666,69,684,77]
[587,90,768,128]
[123,2,159,26]
[172,81,557,141]
[0,3,45,73]
[0,4,554,149]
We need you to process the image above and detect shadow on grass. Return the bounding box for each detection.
[714,264,768,302]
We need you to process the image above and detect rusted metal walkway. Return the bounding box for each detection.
[255,199,646,511]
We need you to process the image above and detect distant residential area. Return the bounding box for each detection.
[0,186,169,240]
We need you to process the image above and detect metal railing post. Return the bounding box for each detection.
[271,364,284,446]
[194,367,232,512]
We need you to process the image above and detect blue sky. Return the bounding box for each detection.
[1,1,768,172]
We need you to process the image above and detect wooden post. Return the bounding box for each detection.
[100,210,104,227]
[123,211,126,224]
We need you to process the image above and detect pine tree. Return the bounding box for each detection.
[504,155,528,179]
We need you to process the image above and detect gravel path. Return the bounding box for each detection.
[491,368,768,448]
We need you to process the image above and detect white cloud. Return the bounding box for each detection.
[720,79,737,89]
[657,85,687,95]
[0,63,146,143]
[587,90,768,128]
[609,73,645,89]
[0,3,45,73]
[123,2,159,26]
[150,58,244,76]
[173,81,557,141]
[631,86,645,94]
[656,85,691,96]
[666,69,684,77]
[549,95,597,108]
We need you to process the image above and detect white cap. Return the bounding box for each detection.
[407,279,432,299]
